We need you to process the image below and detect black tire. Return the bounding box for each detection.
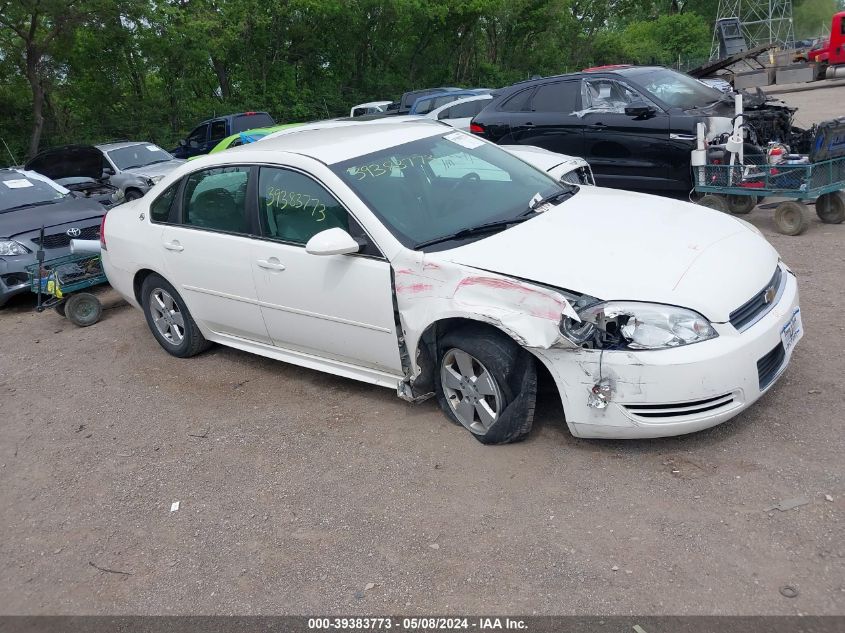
[698,194,728,213]
[140,273,211,358]
[816,192,845,224]
[726,194,757,215]
[125,189,143,201]
[64,293,102,327]
[53,300,67,317]
[774,200,809,236]
[434,324,536,445]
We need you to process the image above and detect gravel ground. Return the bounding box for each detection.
[1,87,844,616]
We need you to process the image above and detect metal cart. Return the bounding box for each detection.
[694,154,845,235]
[25,251,107,327]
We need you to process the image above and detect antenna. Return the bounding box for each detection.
[1,138,18,166]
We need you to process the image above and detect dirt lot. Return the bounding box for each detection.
[2,86,844,616]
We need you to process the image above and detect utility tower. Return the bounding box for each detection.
[711,0,795,59]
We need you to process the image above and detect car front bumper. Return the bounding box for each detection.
[532,268,801,439]
[0,254,35,307]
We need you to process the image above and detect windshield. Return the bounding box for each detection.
[331,132,566,250]
[107,144,173,170]
[634,68,725,109]
[0,171,68,213]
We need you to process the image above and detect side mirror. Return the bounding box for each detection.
[102,166,115,177]
[189,140,199,149]
[624,101,656,118]
[178,139,187,146]
[305,228,360,256]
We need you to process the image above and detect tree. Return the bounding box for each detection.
[0,0,101,158]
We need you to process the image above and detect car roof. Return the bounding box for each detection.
[237,121,448,165]
[96,141,159,151]
[428,93,493,114]
[506,65,666,90]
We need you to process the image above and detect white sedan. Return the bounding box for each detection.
[423,94,494,131]
[101,121,801,443]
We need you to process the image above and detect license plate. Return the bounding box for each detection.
[780,307,803,356]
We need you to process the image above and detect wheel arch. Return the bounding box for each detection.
[132,268,169,305]
[406,315,555,402]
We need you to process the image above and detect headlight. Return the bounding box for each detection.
[560,301,718,350]
[0,240,29,256]
[147,175,164,186]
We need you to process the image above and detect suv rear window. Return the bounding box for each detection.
[232,113,274,133]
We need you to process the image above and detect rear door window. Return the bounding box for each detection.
[530,81,580,113]
[182,166,251,234]
[500,88,535,112]
[440,99,488,120]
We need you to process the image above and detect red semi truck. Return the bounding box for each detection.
[808,11,845,78]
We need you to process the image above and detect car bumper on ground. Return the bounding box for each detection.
[532,268,801,439]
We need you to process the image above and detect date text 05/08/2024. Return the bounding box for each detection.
[307,617,528,630]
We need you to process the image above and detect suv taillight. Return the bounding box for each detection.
[469,122,485,135]
[99,213,108,251]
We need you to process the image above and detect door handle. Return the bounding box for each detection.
[523,122,535,127]
[257,258,286,271]
[163,241,183,252]
[670,133,697,141]
[591,122,607,129]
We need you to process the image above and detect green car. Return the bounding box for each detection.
[187,123,304,160]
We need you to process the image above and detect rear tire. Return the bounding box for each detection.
[435,324,536,445]
[140,274,210,358]
[698,194,728,213]
[727,194,757,215]
[64,293,102,327]
[816,192,845,224]
[774,200,809,236]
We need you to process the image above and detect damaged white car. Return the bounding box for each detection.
[101,121,802,443]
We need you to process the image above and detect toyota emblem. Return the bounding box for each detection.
[66,227,81,237]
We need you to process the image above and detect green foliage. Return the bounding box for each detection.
[0,0,715,160]
[620,12,710,66]
[794,0,840,38]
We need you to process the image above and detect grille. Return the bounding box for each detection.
[622,392,736,420]
[757,342,786,390]
[31,225,100,249]
[729,266,783,331]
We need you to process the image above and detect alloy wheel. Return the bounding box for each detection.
[440,348,502,434]
[150,288,185,345]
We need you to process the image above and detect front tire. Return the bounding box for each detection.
[64,293,102,327]
[435,325,536,445]
[774,200,809,236]
[141,274,210,358]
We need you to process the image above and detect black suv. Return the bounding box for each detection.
[471,65,740,193]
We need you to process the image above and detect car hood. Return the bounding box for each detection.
[0,196,105,239]
[25,146,103,181]
[437,187,779,323]
[122,159,185,178]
